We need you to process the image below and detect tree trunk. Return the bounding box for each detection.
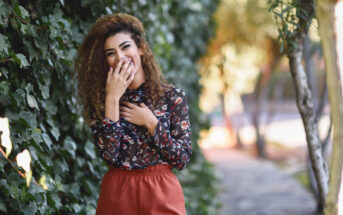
[252,74,268,158]
[287,46,329,210]
[219,62,236,146]
[303,34,319,111]
[303,33,332,210]
[317,1,343,214]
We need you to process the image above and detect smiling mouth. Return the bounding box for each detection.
[121,56,133,63]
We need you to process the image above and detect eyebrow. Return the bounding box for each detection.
[104,41,130,52]
[119,41,130,48]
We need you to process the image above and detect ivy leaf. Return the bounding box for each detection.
[72,204,81,213]
[63,136,76,157]
[0,34,9,56]
[28,145,38,161]
[4,109,19,121]
[12,53,30,68]
[50,127,60,141]
[0,67,8,79]
[45,100,57,115]
[0,81,9,95]
[13,88,26,106]
[13,4,30,19]
[50,193,62,209]
[16,150,33,187]
[0,81,9,105]
[42,133,52,150]
[24,171,32,187]
[0,196,7,213]
[85,141,95,159]
[40,85,50,99]
[55,158,69,175]
[38,175,48,190]
[19,111,37,128]
[26,94,40,111]
[0,117,12,158]
[22,200,38,215]
[25,83,33,93]
[23,39,39,62]
[0,2,11,26]
[17,54,30,67]
[31,128,42,144]
[16,149,31,173]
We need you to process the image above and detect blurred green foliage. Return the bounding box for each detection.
[0,0,220,214]
[268,0,315,53]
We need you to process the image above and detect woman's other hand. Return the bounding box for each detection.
[120,101,158,135]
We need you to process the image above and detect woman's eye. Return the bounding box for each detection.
[123,45,130,50]
[106,52,115,56]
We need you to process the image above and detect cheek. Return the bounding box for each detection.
[135,54,142,65]
[106,56,116,67]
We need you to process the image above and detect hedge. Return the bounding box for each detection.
[0,0,220,214]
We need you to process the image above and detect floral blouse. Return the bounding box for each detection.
[90,82,192,170]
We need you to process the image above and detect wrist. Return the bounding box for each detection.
[106,96,120,105]
[146,116,158,136]
[105,98,120,122]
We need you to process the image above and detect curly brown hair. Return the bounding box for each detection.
[75,13,170,123]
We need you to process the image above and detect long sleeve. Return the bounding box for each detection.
[90,117,123,165]
[152,89,192,170]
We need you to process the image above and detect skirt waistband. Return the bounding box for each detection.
[107,164,173,176]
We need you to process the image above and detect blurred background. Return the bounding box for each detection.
[0,0,342,215]
[198,0,343,214]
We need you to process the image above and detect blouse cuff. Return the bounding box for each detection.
[152,116,170,148]
[102,117,121,135]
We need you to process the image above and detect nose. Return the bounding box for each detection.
[116,50,125,60]
[112,51,124,66]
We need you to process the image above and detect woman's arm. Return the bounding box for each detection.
[152,88,192,170]
[90,116,123,165]
[90,59,134,165]
[91,94,122,165]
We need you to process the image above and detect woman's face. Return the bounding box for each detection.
[104,32,143,74]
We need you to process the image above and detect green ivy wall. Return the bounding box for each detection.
[0,0,220,214]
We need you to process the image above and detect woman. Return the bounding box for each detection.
[75,13,192,215]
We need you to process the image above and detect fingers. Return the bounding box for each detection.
[106,67,113,84]
[120,103,134,120]
[126,65,136,83]
[123,62,133,81]
[127,71,135,84]
[113,59,124,75]
[122,101,135,109]
[120,111,129,117]
[119,106,132,112]
[119,61,130,76]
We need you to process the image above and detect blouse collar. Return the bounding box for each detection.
[126,82,145,93]
[123,82,146,103]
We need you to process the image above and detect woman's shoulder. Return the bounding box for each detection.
[161,83,187,100]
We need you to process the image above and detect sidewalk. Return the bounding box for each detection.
[202,148,319,215]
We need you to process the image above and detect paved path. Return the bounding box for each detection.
[202,148,320,215]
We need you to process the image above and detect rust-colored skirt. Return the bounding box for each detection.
[95,164,186,215]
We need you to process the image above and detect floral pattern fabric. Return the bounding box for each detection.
[90,82,192,170]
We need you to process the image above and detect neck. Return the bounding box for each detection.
[127,67,145,89]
